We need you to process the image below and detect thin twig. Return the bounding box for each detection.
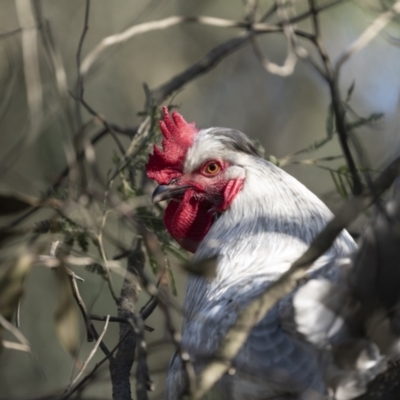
[15,0,43,133]
[336,1,400,72]
[69,273,95,342]
[80,16,254,77]
[0,125,133,233]
[68,315,110,389]
[140,297,159,321]
[109,240,145,400]
[97,209,119,304]
[75,0,90,127]
[129,315,150,400]
[2,340,30,352]
[89,314,154,332]
[0,314,31,353]
[161,299,197,398]
[306,0,363,194]
[0,0,345,234]
[80,0,347,79]
[0,27,23,39]
[60,331,130,400]
[78,97,126,156]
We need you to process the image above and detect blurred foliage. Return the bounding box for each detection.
[54,266,80,358]
[268,81,385,200]
[0,0,398,399]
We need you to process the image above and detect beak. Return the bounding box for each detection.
[152,184,192,204]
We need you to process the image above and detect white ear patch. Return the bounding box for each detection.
[225,165,245,180]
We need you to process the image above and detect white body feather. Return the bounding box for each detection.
[165,130,363,400]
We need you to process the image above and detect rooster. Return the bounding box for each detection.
[146,107,400,400]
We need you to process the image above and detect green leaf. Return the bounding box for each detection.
[147,253,159,275]
[85,262,107,278]
[112,151,121,165]
[346,112,384,131]
[118,177,136,200]
[167,267,178,297]
[77,232,89,253]
[252,139,266,158]
[267,155,279,166]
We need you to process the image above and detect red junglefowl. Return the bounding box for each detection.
[146,107,400,400]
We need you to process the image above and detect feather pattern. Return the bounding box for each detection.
[165,129,357,399]
[157,127,399,400]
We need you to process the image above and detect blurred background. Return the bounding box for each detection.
[0,1,399,399]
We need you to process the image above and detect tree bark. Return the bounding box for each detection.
[110,240,145,400]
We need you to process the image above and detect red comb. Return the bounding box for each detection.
[146,106,198,185]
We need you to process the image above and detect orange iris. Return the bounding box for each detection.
[205,162,220,175]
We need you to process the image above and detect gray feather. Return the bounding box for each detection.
[164,129,399,400]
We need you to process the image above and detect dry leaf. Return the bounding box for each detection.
[54,267,80,358]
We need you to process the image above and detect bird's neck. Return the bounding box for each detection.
[184,159,356,317]
[197,159,350,258]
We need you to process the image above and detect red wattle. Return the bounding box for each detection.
[164,189,214,253]
[217,178,244,212]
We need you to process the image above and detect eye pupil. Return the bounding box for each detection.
[206,163,219,174]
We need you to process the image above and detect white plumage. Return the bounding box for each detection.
[148,122,400,400]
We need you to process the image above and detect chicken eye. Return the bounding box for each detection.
[204,162,220,175]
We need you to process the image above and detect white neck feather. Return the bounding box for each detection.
[184,156,356,320]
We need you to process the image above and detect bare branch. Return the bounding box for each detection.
[96,209,119,304]
[150,34,253,104]
[15,0,43,134]
[336,0,400,71]
[68,315,110,390]
[89,314,154,332]
[109,240,145,400]
[80,16,254,78]
[303,0,363,195]
[76,0,90,112]
[0,125,131,234]
[0,27,22,40]
[60,331,130,400]
[69,273,95,343]
[2,340,30,352]
[0,0,347,236]
[129,315,150,400]
[0,313,31,354]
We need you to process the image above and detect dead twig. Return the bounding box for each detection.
[307,0,363,195]
[15,0,43,134]
[67,315,110,391]
[60,331,130,400]
[336,1,400,71]
[89,314,154,332]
